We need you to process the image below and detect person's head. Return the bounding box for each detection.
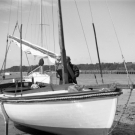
[56,56,61,62]
[66,56,71,63]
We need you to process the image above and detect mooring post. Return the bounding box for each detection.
[5,120,9,135]
[1,102,9,135]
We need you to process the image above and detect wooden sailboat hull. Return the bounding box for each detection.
[3,95,118,135]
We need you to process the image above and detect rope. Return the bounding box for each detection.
[52,0,56,54]
[24,1,33,71]
[74,0,93,64]
[105,0,133,85]
[0,22,19,75]
[43,4,51,69]
[107,88,133,135]
[74,0,98,84]
[1,0,13,74]
[88,0,104,84]
[105,0,133,134]
[7,0,13,35]
[52,0,58,84]
[24,1,33,38]
[20,0,22,24]
[3,91,122,103]
[16,0,19,22]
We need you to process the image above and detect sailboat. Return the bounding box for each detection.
[21,0,57,85]
[0,0,133,135]
[0,0,57,85]
[8,34,58,84]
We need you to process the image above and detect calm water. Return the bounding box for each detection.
[0,72,135,85]
[77,74,135,85]
[0,73,135,135]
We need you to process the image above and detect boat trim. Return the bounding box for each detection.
[1,90,122,103]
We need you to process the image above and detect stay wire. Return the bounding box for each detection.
[1,0,16,74]
[74,0,92,64]
[52,0,58,84]
[24,1,33,38]
[43,4,52,69]
[107,87,133,135]
[16,0,19,22]
[7,0,13,35]
[105,0,133,134]
[74,0,98,84]
[24,1,33,70]
[105,0,133,85]
[1,22,19,74]
[88,0,104,84]
[52,0,56,54]
[2,0,13,73]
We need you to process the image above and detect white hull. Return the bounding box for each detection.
[3,96,118,135]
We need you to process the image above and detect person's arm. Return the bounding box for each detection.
[73,65,79,77]
[56,72,60,78]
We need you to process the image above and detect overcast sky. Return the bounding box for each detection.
[0,0,135,68]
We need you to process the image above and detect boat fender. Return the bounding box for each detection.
[68,84,84,92]
[31,83,40,89]
[100,83,118,92]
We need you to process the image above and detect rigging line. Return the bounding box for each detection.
[74,0,98,84]
[52,0,57,83]
[74,0,93,64]
[88,0,104,84]
[43,4,51,67]
[24,1,33,68]
[1,22,19,74]
[7,0,13,34]
[16,0,19,22]
[30,1,36,42]
[34,4,39,45]
[105,0,133,85]
[2,38,9,75]
[43,8,49,49]
[20,0,22,24]
[24,1,33,38]
[3,0,19,74]
[107,88,133,135]
[52,0,56,53]
[43,3,50,52]
[37,25,40,45]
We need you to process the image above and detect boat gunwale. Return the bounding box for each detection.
[1,90,122,103]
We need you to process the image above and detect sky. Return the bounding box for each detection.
[0,0,135,68]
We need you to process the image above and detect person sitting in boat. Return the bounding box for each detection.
[38,58,44,74]
[55,56,63,84]
[56,56,79,84]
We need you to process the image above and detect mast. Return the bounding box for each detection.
[20,24,23,93]
[92,23,104,84]
[40,0,43,47]
[40,0,44,74]
[88,1,104,84]
[58,0,68,84]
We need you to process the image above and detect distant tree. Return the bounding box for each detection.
[5,62,135,72]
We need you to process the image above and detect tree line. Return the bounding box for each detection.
[4,62,135,72]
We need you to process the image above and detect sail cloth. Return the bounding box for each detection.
[8,35,59,64]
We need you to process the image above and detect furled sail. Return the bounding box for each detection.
[8,35,59,64]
